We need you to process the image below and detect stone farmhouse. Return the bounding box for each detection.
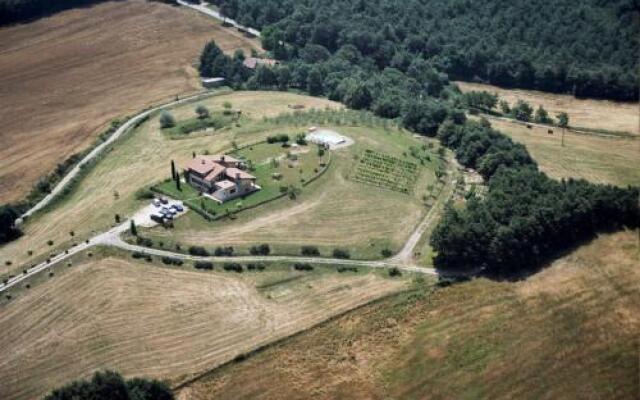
[184,155,259,202]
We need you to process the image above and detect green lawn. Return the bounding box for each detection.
[154,141,329,219]
[162,111,238,139]
[142,121,443,261]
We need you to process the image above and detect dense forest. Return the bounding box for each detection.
[199,32,639,275]
[431,120,639,275]
[44,370,173,400]
[211,0,639,101]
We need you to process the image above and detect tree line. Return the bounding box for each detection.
[199,36,639,277]
[461,90,568,126]
[44,370,173,400]
[200,39,463,137]
[431,119,639,276]
[210,0,638,101]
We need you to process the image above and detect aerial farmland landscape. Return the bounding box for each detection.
[0,1,638,399]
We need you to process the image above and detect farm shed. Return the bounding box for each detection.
[201,77,225,88]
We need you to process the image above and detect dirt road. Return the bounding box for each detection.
[19,90,221,221]
[177,0,261,37]
[391,155,459,264]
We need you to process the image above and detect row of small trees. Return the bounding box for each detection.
[462,90,570,127]
[44,370,173,400]
[159,102,234,129]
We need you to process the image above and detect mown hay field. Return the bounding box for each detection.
[457,81,639,135]
[488,118,640,187]
[179,229,640,400]
[0,254,408,400]
[0,0,261,203]
[0,92,341,275]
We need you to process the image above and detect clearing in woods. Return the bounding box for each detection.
[177,229,640,400]
[488,118,640,187]
[456,81,639,135]
[0,0,261,203]
[0,92,341,276]
[0,254,409,400]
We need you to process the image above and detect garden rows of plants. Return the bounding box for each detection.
[352,149,419,194]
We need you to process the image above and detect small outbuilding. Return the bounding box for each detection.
[201,77,225,89]
[306,128,354,150]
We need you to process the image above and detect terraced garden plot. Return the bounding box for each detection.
[352,149,420,194]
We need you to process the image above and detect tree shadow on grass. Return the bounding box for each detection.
[434,227,637,284]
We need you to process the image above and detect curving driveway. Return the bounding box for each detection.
[19,91,222,221]
[2,128,456,294]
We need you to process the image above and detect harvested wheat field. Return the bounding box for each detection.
[488,118,640,187]
[0,256,407,400]
[0,0,261,204]
[0,92,340,275]
[457,81,639,135]
[179,230,640,400]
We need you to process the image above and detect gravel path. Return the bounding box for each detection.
[176,0,261,38]
[18,91,220,222]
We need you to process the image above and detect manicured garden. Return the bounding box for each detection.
[153,141,330,220]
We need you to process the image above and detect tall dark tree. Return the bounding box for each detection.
[0,205,22,244]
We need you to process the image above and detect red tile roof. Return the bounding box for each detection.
[225,167,256,180]
[204,164,225,182]
[185,156,217,175]
[215,180,236,190]
[185,155,254,183]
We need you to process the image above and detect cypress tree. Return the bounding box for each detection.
[130,220,137,236]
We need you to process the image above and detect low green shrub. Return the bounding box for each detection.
[194,261,214,270]
[301,246,320,256]
[161,256,183,266]
[293,263,313,271]
[188,246,208,256]
[332,248,350,259]
[223,263,243,272]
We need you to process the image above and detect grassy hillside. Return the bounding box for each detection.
[144,122,442,260]
[489,118,640,187]
[0,0,261,204]
[0,92,340,275]
[0,250,409,400]
[179,229,640,400]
